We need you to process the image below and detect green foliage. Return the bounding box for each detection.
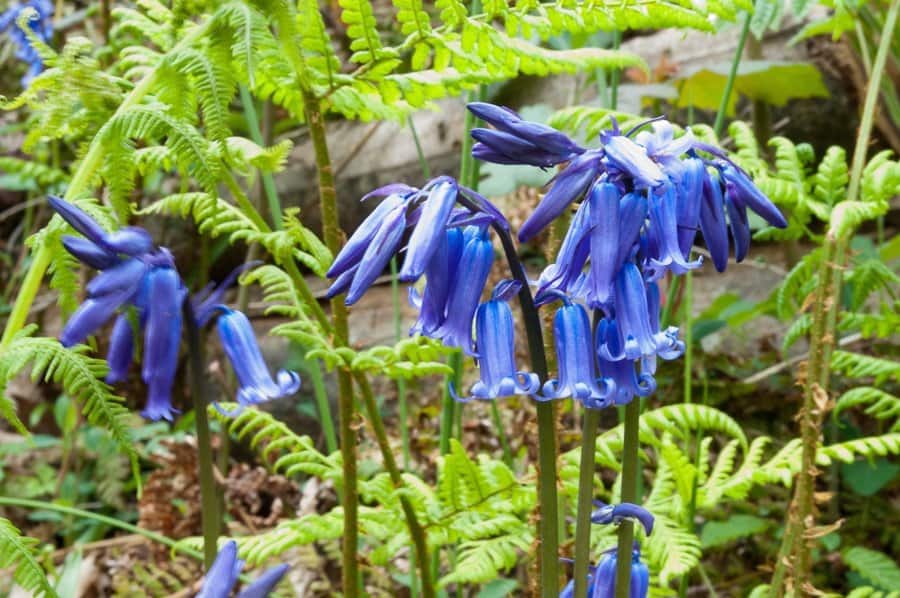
[0,327,138,472]
[831,351,900,385]
[700,514,770,549]
[0,518,57,597]
[835,388,900,430]
[843,547,900,592]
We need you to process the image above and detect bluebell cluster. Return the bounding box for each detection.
[327,103,785,412]
[50,197,300,421]
[0,0,52,86]
[196,540,288,598]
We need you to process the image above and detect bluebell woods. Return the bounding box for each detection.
[49,197,300,421]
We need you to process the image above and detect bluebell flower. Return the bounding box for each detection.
[596,264,683,363]
[49,197,300,421]
[452,280,540,402]
[0,0,53,86]
[326,177,505,305]
[599,130,665,190]
[519,149,605,242]
[645,185,703,279]
[541,298,613,408]
[590,501,654,536]
[594,318,656,406]
[215,307,301,413]
[196,540,289,598]
[469,102,585,168]
[409,227,464,335]
[429,226,494,352]
[560,547,649,598]
[698,170,730,272]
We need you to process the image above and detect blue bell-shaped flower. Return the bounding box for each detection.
[215,307,301,411]
[453,281,540,401]
[428,226,494,352]
[541,299,613,408]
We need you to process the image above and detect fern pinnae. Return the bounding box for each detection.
[831,351,900,384]
[0,518,58,598]
[835,387,900,424]
[817,433,900,466]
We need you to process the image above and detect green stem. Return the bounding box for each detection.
[391,257,411,470]
[308,354,338,455]
[0,497,204,560]
[682,271,693,406]
[614,399,641,598]
[301,91,360,598]
[355,374,435,598]
[491,401,513,467]
[239,86,283,228]
[408,115,432,180]
[184,302,221,568]
[0,21,212,349]
[712,13,752,138]
[609,31,622,110]
[573,408,601,598]
[439,351,464,455]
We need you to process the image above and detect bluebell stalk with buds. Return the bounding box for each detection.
[49,197,300,421]
[196,540,289,598]
[326,101,785,594]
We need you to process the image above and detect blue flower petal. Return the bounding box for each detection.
[106,314,134,383]
[48,196,108,245]
[59,286,137,347]
[141,267,184,421]
[345,202,407,305]
[519,150,604,242]
[587,181,622,307]
[698,171,729,272]
[196,540,244,598]
[327,192,407,279]
[85,258,147,298]
[216,308,301,407]
[399,179,457,281]
[236,563,290,598]
[720,162,787,228]
[61,236,118,270]
[103,226,154,256]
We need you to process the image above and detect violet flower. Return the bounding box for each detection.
[49,197,300,421]
[196,540,289,598]
[452,281,540,402]
[541,298,614,409]
[326,177,505,305]
[560,547,649,598]
[215,308,301,413]
[429,226,494,352]
[469,102,585,168]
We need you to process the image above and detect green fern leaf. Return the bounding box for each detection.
[813,145,848,206]
[340,0,387,64]
[835,387,900,424]
[0,518,58,598]
[843,546,900,591]
[783,312,812,351]
[831,351,900,384]
[643,513,701,585]
[818,434,900,465]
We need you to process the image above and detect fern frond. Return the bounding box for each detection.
[818,433,900,466]
[773,247,822,319]
[0,518,58,598]
[438,534,531,586]
[835,387,900,426]
[643,513,701,586]
[783,313,812,351]
[845,258,900,309]
[831,351,900,384]
[843,546,900,591]
[0,329,138,468]
[813,145,848,206]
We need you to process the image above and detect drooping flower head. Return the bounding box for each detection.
[196,540,289,598]
[49,197,300,420]
[326,177,506,305]
[540,297,614,409]
[0,0,52,86]
[452,280,540,402]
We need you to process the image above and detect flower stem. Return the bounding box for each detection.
[489,224,557,596]
[301,91,360,598]
[355,374,435,598]
[439,350,464,455]
[239,86,283,228]
[614,398,641,597]
[184,301,221,568]
[573,407,601,597]
[712,12,751,138]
